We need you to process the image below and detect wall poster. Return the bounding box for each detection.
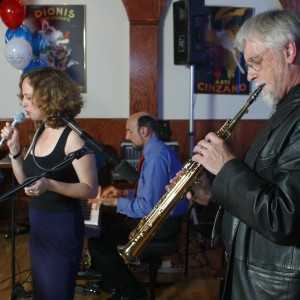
[24,5,86,92]
[194,7,254,95]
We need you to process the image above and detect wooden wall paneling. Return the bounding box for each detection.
[121,0,166,22]
[0,118,265,162]
[76,119,127,157]
[0,118,265,224]
[130,25,158,115]
[279,0,300,10]
[122,0,167,116]
[169,119,265,163]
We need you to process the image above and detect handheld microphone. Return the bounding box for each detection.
[0,112,25,147]
[60,116,139,184]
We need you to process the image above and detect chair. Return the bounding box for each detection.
[140,237,180,300]
[77,238,179,299]
[184,202,225,299]
[184,202,219,275]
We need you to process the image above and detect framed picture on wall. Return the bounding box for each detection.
[24,5,87,93]
[194,6,254,95]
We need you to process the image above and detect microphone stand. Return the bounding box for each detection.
[0,147,88,201]
[60,117,139,184]
[0,146,89,299]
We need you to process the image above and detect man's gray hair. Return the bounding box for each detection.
[235,9,300,52]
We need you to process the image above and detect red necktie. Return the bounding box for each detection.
[134,154,144,197]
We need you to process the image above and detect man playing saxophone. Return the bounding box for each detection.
[186,9,300,300]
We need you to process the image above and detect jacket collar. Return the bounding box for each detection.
[244,84,300,168]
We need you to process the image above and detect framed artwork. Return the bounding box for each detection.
[194,7,254,95]
[24,5,87,92]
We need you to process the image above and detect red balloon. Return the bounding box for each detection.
[0,0,26,30]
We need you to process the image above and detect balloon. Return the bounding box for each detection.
[23,58,48,73]
[5,37,33,70]
[0,0,26,30]
[5,24,32,44]
[31,31,42,56]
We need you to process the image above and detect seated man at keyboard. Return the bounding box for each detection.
[87,112,187,300]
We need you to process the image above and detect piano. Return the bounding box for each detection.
[79,200,101,237]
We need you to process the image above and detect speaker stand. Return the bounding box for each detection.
[189,64,195,157]
[187,64,204,245]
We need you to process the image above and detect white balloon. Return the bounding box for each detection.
[5,38,33,70]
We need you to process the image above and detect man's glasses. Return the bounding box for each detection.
[244,48,270,72]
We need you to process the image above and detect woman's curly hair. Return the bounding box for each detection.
[18,66,84,128]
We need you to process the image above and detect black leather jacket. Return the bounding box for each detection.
[213,84,300,300]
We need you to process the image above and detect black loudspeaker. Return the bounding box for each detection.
[158,120,172,141]
[173,0,206,65]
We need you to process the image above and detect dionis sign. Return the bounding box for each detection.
[31,7,76,20]
[24,5,86,92]
[194,6,254,95]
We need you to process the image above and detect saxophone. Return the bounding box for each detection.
[118,85,264,264]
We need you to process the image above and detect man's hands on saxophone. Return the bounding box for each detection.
[167,131,237,206]
[193,132,237,175]
[187,173,213,206]
[167,171,212,206]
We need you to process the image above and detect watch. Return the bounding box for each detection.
[8,148,22,159]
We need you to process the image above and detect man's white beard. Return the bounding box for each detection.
[262,86,280,107]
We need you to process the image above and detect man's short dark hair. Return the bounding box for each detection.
[137,115,158,133]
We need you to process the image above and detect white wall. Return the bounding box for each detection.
[0,0,282,120]
[159,0,282,120]
[0,0,129,119]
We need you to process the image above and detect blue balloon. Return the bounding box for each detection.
[23,58,48,73]
[5,24,32,44]
[31,31,42,56]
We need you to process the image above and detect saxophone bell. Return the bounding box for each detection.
[117,244,140,264]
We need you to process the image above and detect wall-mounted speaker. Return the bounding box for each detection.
[173,0,206,65]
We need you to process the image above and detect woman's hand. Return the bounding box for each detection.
[1,122,21,152]
[24,178,50,197]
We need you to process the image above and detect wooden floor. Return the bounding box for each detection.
[0,226,223,300]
